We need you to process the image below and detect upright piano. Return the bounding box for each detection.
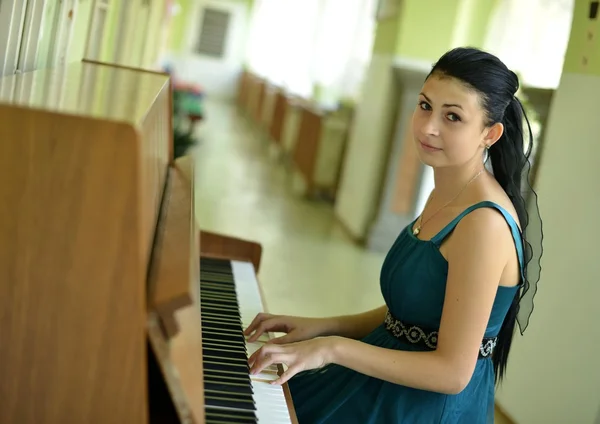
[0,60,297,424]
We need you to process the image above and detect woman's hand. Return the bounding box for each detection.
[248,337,338,385]
[244,313,333,344]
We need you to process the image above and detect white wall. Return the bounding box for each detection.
[168,0,249,100]
[334,54,399,240]
[495,72,600,423]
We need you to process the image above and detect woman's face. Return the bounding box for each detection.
[411,74,500,168]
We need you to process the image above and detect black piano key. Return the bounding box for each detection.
[201,297,238,305]
[205,407,257,420]
[202,322,245,334]
[201,263,233,272]
[201,312,242,325]
[201,337,246,351]
[200,256,230,264]
[203,354,248,366]
[201,339,247,352]
[202,320,245,333]
[202,327,245,340]
[200,280,236,289]
[200,256,230,263]
[203,347,248,361]
[204,391,256,411]
[200,269,233,278]
[201,305,241,316]
[200,299,239,311]
[198,286,236,294]
[203,359,249,373]
[200,257,261,419]
[200,260,232,270]
[200,290,237,298]
[201,273,235,282]
[200,291,238,301]
[199,282,237,292]
[204,390,254,404]
[204,377,251,389]
[203,368,252,382]
[205,409,257,424]
[202,313,242,323]
[204,380,253,396]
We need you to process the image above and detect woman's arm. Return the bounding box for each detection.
[244,304,387,344]
[331,209,512,394]
[250,209,513,394]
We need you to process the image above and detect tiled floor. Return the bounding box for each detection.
[191,99,512,424]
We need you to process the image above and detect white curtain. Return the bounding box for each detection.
[483,0,574,89]
[311,0,376,102]
[245,0,376,102]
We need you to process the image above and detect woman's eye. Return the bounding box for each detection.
[418,101,430,110]
[447,113,461,122]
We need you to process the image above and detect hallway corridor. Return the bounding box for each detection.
[191,99,385,318]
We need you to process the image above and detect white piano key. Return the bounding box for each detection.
[252,380,292,423]
[201,259,275,423]
[226,260,293,423]
[251,371,279,382]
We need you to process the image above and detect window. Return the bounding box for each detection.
[195,7,231,58]
[484,0,573,89]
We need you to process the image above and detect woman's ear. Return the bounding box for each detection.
[483,122,504,148]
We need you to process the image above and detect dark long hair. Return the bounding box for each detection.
[426,47,534,383]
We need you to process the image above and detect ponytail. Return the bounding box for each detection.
[430,47,544,386]
[488,95,534,383]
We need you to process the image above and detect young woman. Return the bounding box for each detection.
[244,47,543,423]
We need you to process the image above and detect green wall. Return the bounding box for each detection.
[372,0,498,62]
[169,0,193,53]
[460,0,497,49]
[563,0,598,75]
[395,0,461,60]
[372,17,399,55]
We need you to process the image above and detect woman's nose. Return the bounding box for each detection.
[422,115,440,137]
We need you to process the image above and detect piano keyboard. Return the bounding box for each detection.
[200,257,293,424]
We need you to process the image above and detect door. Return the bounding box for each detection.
[0,0,29,76]
[36,0,78,69]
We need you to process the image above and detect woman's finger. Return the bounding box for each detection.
[267,333,296,345]
[250,350,290,375]
[243,312,272,336]
[272,364,304,386]
[246,317,288,342]
[248,343,279,367]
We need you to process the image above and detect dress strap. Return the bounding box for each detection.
[431,201,525,278]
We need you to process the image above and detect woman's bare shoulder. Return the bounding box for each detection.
[465,178,522,231]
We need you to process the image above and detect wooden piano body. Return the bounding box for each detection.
[0,61,297,423]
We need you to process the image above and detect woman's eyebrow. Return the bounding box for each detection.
[420,92,463,110]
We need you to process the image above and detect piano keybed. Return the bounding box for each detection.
[200,257,293,424]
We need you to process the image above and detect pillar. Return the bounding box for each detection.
[494,1,600,422]
[334,0,494,244]
[332,11,402,242]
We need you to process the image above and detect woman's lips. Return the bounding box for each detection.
[419,140,442,152]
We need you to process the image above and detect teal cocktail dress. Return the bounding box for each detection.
[288,201,524,423]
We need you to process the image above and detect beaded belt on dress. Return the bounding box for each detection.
[384,310,497,359]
